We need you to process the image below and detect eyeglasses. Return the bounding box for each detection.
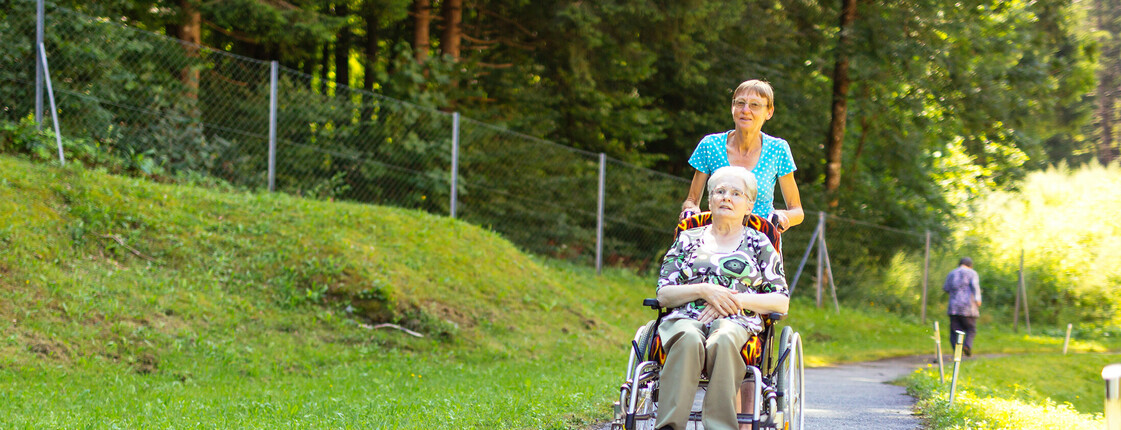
[732,99,768,112]
[711,186,746,200]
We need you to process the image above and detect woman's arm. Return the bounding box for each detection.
[680,170,709,219]
[657,282,739,317]
[772,173,804,230]
[734,292,790,315]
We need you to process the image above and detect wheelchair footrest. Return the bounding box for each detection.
[685,412,776,427]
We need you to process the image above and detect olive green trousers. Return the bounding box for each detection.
[654,318,749,430]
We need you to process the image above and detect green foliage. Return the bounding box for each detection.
[949,162,1121,326]
[905,353,1117,428]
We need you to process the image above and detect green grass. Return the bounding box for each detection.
[904,353,1120,429]
[1,155,1119,428]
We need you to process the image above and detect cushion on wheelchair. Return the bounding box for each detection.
[675,212,781,251]
[649,332,764,368]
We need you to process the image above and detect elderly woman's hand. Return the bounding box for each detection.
[699,283,739,317]
[697,305,724,324]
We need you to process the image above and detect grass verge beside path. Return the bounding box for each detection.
[904,353,1120,429]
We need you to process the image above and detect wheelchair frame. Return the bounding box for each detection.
[612,300,804,430]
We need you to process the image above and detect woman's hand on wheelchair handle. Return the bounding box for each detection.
[680,201,700,220]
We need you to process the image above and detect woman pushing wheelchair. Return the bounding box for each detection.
[655,166,789,430]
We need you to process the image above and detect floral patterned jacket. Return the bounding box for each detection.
[657,226,788,334]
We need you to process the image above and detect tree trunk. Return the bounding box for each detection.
[824,0,858,208]
[178,0,201,96]
[440,0,462,61]
[1097,0,1118,165]
[364,8,380,93]
[335,1,351,91]
[319,1,332,95]
[414,0,432,63]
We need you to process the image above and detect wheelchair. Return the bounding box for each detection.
[611,213,805,430]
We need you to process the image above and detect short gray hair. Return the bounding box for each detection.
[708,166,758,203]
[734,79,775,110]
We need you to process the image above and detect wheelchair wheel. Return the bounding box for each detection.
[618,320,659,430]
[625,383,658,430]
[776,326,804,430]
[628,320,656,376]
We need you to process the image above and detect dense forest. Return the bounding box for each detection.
[4,0,1120,239]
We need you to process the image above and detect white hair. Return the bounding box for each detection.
[707,166,758,203]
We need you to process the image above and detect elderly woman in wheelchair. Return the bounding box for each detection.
[614,165,802,430]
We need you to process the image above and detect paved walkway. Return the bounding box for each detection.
[592,355,929,429]
[804,355,927,429]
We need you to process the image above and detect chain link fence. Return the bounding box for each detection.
[1,0,939,313]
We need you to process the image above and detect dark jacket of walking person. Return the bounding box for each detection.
[944,257,982,356]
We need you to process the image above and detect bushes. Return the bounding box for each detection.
[950,163,1121,327]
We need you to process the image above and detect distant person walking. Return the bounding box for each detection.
[944,257,982,356]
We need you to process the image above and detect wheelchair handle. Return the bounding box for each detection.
[643,298,661,309]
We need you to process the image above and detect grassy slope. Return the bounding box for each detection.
[0,155,656,428]
[1,155,1118,428]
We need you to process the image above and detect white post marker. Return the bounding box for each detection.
[1063,323,1072,354]
[933,321,944,383]
[1105,363,1121,430]
[948,330,965,405]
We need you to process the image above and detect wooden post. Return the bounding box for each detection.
[921,230,930,324]
[1063,323,1073,354]
[1020,249,1031,334]
[1014,249,1022,332]
[933,321,945,383]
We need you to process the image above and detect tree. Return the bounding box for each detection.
[824,0,858,208]
[440,0,463,60]
[1097,0,1121,165]
[413,0,432,63]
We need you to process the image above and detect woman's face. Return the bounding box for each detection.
[730,91,773,132]
[708,177,752,220]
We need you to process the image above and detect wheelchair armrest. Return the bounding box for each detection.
[767,313,785,322]
[643,298,661,309]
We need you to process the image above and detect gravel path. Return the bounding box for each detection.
[591,355,929,429]
[804,355,927,429]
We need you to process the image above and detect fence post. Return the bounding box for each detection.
[1105,364,1121,430]
[789,212,821,295]
[815,212,825,308]
[949,330,965,405]
[933,321,944,384]
[38,43,64,165]
[268,61,278,192]
[921,230,930,324]
[1020,248,1031,334]
[35,0,44,129]
[1063,323,1073,354]
[450,112,460,218]
[596,152,605,275]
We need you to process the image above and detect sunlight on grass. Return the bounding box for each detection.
[906,353,1120,429]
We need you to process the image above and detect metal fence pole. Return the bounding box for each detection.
[1106,364,1121,430]
[268,61,278,192]
[450,112,460,218]
[949,330,965,405]
[35,0,44,129]
[38,43,64,165]
[921,230,930,323]
[595,152,605,275]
